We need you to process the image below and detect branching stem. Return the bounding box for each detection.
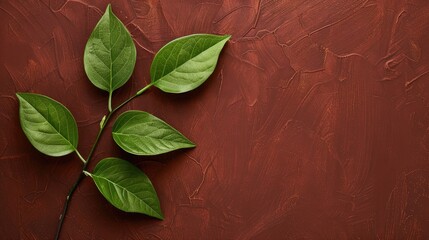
[54,85,151,240]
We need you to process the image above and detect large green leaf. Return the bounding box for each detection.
[112,110,195,156]
[16,93,78,157]
[87,157,163,219]
[83,4,136,94]
[150,34,230,93]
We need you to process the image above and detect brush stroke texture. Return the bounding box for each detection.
[1,0,429,239]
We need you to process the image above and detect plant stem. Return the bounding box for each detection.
[54,85,151,240]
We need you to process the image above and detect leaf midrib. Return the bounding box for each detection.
[92,173,161,218]
[108,10,113,94]
[113,132,192,144]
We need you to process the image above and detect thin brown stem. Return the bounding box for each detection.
[54,84,151,240]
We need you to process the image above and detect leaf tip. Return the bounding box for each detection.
[16,92,29,102]
[154,211,164,220]
[105,3,114,17]
[106,3,112,12]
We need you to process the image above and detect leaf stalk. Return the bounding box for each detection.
[74,150,86,164]
[108,91,113,112]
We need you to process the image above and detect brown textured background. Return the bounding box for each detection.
[1,0,429,239]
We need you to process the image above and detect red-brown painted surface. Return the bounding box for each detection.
[1,0,429,239]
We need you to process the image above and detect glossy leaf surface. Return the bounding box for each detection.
[16,93,78,157]
[88,157,163,219]
[112,111,195,155]
[150,34,230,93]
[83,4,136,93]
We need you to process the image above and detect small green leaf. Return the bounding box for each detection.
[16,93,78,157]
[88,157,163,219]
[83,4,136,94]
[150,34,230,93]
[112,110,195,156]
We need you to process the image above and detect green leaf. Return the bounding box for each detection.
[87,157,163,219]
[16,93,78,157]
[112,110,195,156]
[150,34,230,93]
[83,4,136,94]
